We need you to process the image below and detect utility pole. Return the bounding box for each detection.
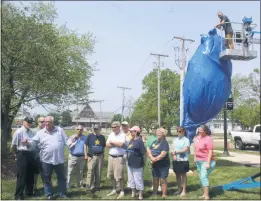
[150,53,169,128]
[76,83,80,125]
[173,36,195,126]
[95,100,105,126]
[118,86,131,122]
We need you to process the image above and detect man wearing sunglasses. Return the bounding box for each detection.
[85,125,106,192]
[67,125,88,189]
[32,116,45,194]
[106,121,127,199]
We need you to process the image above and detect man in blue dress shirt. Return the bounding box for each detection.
[66,125,88,189]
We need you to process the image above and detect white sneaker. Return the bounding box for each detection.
[151,186,153,190]
[117,191,125,199]
[158,186,161,192]
[107,190,117,196]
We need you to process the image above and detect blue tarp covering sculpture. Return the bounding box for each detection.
[182,28,232,143]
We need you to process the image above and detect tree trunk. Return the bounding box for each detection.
[145,127,150,134]
[167,126,172,136]
[231,111,235,130]
[1,112,10,154]
[1,88,29,152]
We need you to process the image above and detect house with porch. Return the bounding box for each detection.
[71,104,114,129]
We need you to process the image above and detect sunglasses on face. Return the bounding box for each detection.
[112,126,118,129]
[177,131,183,133]
[77,129,83,131]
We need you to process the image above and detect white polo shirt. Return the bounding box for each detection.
[107,131,126,156]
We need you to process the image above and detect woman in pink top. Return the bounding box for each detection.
[194,125,216,200]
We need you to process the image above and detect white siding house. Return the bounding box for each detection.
[206,113,242,134]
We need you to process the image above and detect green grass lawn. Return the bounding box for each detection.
[1,130,260,200]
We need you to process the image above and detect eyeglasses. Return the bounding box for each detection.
[177,131,183,133]
[39,121,45,123]
[112,126,118,129]
[77,129,83,131]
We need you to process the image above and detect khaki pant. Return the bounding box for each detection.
[67,154,85,188]
[107,155,124,182]
[225,33,234,49]
[86,154,104,188]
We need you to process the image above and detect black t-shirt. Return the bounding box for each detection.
[220,15,233,34]
[150,139,170,167]
[86,133,106,154]
[126,137,146,168]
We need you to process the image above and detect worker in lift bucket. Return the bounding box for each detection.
[215,11,234,49]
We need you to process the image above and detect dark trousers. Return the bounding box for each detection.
[14,151,35,198]
[34,157,45,189]
[42,162,66,197]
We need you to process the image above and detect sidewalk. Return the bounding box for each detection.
[214,150,260,167]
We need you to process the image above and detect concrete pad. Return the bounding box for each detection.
[214,150,260,167]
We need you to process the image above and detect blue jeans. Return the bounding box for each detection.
[196,160,216,187]
[42,162,66,197]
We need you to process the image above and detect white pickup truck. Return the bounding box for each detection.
[230,124,260,150]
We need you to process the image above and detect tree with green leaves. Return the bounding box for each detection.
[111,114,123,123]
[1,2,95,153]
[231,68,260,128]
[60,110,72,126]
[131,68,180,135]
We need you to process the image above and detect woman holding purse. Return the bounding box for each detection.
[172,126,190,196]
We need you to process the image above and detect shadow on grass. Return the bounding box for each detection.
[209,186,225,198]
[215,159,243,167]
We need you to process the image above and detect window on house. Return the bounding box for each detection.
[214,124,221,128]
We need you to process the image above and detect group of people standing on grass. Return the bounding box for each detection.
[11,116,215,200]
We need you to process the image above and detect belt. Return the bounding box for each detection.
[18,150,31,154]
[71,154,84,157]
[87,153,103,157]
[110,154,124,158]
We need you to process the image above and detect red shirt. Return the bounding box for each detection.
[194,135,215,161]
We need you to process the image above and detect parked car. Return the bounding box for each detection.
[230,124,260,150]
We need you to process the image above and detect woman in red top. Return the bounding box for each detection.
[194,125,216,200]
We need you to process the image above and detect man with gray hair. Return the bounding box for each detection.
[106,121,126,199]
[28,116,69,200]
[66,124,88,189]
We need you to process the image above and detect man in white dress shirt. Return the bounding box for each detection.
[106,121,126,199]
[29,116,69,200]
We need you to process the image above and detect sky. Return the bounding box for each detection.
[23,1,260,116]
